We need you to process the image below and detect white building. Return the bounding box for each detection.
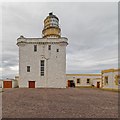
[0,79,18,88]
[17,12,68,88]
[101,68,120,91]
[66,74,101,88]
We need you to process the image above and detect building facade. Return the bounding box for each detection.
[101,68,120,90]
[17,13,68,88]
[66,74,101,88]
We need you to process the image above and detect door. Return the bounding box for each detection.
[4,81,12,88]
[29,81,35,88]
[68,80,71,87]
[97,82,100,88]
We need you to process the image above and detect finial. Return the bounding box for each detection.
[49,12,53,16]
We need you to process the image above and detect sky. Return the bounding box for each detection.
[1,2,118,79]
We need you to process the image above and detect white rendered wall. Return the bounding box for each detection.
[17,37,68,88]
[0,81,2,88]
[66,75,101,87]
[102,71,119,90]
[13,80,18,88]
[92,79,102,88]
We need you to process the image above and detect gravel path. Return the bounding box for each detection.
[2,88,118,118]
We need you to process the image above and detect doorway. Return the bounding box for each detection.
[68,80,75,87]
[4,81,12,88]
[97,82,100,88]
[29,81,35,88]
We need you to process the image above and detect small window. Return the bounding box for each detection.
[115,75,120,85]
[87,79,90,84]
[34,45,37,52]
[105,76,108,84]
[57,49,59,52]
[48,45,51,50]
[77,78,80,84]
[118,77,120,85]
[27,66,30,72]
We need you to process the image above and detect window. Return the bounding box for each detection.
[77,78,80,84]
[115,75,120,85]
[105,76,108,84]
[41,72,44,76]
[48,45,51,50]
[41,67,44,71]
[119,77,120,85]
[87,79,90,84]
[27,66,30,72]
[34,45,37,52]
[57,49,59,52]
[41,60,44,66]
[40,60,44,76]
[118,76,120,85]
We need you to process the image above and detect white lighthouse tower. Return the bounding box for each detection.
[17,12,68,88]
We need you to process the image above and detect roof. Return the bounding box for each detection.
[101,68,120,73]
[66,74,101,76]
[44,13,59,22]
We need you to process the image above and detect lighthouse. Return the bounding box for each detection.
[17,13,68,88]
[42,12,61,38]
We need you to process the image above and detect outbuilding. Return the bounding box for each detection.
[66,74,101,88]
[101,68,120,91]
[2,79,18,88]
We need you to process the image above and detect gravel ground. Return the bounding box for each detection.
[2,88,118,118]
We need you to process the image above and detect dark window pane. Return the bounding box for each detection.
[34,45,37,52]
[57,49,59,52]
[41,60,44,66]
[105,76,108,84]
[41,67,44,71]
[87,79,90,83]
[41,72,44,76]
[77,79,80,83]
[48,45,51,50]
[27,66,30,72]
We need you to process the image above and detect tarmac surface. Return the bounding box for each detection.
[2,88,119,118]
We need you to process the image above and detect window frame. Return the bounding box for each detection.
[34,45,37,52]
[48,45,51,50]
[77,78,80,84]
[40,60,45,76]
[87,79,90,84]
[104,76,108,85]
[27,66,30,72]
[57,49,59,52]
